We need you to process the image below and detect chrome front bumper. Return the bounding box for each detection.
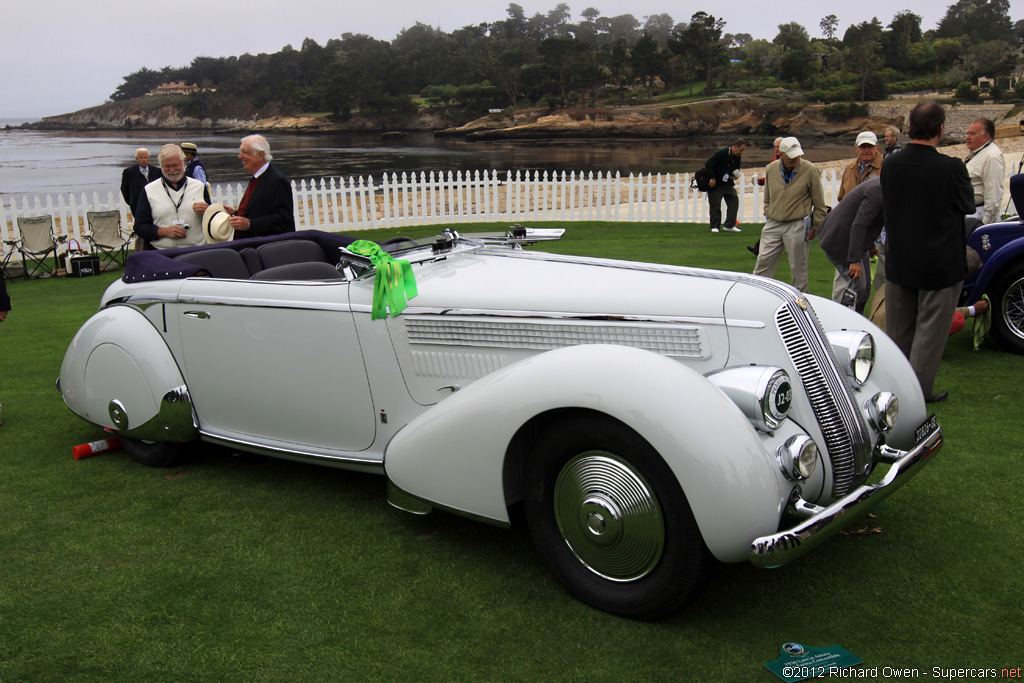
[749,421,942,568]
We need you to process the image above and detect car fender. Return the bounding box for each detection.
[384,344,786,562]
[59,304,197,442]
[807,294,926,449]
[967,230,1024,300]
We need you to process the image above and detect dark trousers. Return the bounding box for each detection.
[708,183,738,231]
[885,280,961,397]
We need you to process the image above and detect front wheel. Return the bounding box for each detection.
[989,262,1024,354]
[121,437,190,468]
[523,414,710,620]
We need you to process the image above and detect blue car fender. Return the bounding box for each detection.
[384,344,786,562]
[968,233,1024,301]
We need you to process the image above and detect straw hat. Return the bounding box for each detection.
[202,204,234,243]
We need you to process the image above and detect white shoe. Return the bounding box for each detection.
[711,228,720,233]
[725,226,741,232]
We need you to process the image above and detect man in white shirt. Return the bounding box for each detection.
[964,117,1005,225]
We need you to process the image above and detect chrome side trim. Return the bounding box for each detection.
[106,295,176,310]
[175,295,353,312]
[749,423,942,568]
[198,431,386,474]
[115,292,355,313]
[396,306,764,329]
[123,294,764,328]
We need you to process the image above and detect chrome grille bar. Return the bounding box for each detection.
[776,301,871,497]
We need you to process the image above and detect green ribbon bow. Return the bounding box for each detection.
[348,240,418,320]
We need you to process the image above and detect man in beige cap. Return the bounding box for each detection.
[753,137,827,293]
[838,131,882,201]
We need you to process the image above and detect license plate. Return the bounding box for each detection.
[914,413,938,444]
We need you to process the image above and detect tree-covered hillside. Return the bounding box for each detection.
[108,0,1023,122]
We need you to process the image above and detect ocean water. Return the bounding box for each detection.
[0,128,852,201]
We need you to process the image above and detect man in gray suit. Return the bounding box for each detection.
[817,177,884,315]
[881,101,974,403]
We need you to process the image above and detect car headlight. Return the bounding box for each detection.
[707,366,792,432]
[827,330,875,386]
[866,392,898,432]
[777,435,818,481]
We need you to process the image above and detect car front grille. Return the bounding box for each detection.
[776,301,872,497]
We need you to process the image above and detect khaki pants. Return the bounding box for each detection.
[753,218,810,292]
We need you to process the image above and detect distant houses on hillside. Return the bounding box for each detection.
[147,81,205,96]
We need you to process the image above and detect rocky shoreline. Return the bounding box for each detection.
[21,95,1019,144]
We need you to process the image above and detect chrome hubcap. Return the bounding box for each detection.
[553,452,664,582]
[1003,277,1024,340]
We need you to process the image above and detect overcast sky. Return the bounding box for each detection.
[0,1,976,120]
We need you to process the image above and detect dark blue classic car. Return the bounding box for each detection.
[962,174,1024,354]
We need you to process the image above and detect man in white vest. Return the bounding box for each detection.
[132,144,211,249]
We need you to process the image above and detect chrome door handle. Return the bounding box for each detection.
[183,311,210,320]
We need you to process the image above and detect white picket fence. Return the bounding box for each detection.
[0,167,878,262]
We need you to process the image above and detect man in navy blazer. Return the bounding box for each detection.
[228,135,294,239]
[195,135,295,240]
[120,148,162,212]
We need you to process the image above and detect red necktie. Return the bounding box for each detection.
[237,175,261,217]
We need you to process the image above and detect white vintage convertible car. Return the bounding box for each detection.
[59,227,941,620]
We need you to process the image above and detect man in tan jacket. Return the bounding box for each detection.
[837,131,883,201]
[753,137,827,293]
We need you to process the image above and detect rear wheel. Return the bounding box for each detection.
[121,437,189,468]
[990,262,1024,354]
[523,414,710,620]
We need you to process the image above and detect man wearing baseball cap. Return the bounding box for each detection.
[838,131,882,201]
[753,137,826,293]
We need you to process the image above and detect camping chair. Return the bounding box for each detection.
[15,215,66,279]
[2,237,17,282]
[85,210,131,268]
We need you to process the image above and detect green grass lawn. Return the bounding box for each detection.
[1,223,1022,681]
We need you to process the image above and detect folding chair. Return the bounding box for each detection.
[2,237,17,283]
[15,215,66,279]
[85,210,131,268]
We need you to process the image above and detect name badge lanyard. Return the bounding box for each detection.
[161,180,187,220]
